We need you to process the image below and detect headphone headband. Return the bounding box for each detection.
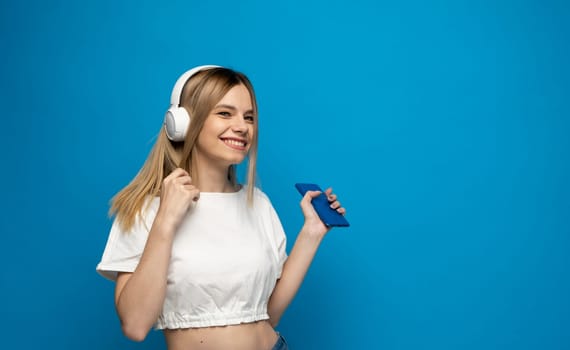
[169,65,221,107]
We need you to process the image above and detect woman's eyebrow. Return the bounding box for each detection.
[214,104,254,114]
[213,104,237,111]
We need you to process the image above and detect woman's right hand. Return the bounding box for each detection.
[156,168,200,231]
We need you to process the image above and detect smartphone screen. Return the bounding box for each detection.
[295,183,350,227]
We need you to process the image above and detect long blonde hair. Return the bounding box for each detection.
[110,67,258,231]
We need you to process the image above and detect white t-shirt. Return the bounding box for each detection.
[96,186,288,329]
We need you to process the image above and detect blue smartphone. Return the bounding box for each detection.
[295,183,350,227]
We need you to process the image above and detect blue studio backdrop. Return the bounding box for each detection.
[1,0,569,349]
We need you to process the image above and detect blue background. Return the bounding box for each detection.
[1,0,569,349]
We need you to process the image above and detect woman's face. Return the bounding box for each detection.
[194,83,255,168]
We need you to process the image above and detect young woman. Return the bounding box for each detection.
[96,65,346,350]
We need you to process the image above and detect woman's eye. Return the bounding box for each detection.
[245,115,255,122]
[217,111,231,117]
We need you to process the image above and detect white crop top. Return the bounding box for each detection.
[96,186,288,329]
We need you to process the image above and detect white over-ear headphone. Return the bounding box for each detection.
[164,65,221,141]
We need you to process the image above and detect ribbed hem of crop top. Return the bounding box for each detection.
[156,309,269,329]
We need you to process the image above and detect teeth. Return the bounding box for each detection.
[224,139,245,147]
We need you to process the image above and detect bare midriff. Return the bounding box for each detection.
[164,320,278,350]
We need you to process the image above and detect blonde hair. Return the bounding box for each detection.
[110,67,258,231]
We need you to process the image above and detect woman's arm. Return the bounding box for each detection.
[114,216,176,341]
[114,168,199,341]
[267,188,345,327]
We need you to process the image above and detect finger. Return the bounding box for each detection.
[165,168,188,181]
[337,207,346,215]
[330,201,341,209]
[172,168,188,176]
[300,191,321,210]
[175,169,191,180]
[183,186,200,201]
[303,190,321,201]
[176,175,193,185]
[327,193,337,202]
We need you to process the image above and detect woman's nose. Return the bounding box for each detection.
[232,117,248,133]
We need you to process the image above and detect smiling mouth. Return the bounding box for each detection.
[221,138,247,149]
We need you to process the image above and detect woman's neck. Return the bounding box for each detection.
[196,177,237,193]
[191,161,237,193]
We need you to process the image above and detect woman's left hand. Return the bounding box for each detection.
[300,188,346,238]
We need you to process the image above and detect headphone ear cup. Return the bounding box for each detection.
[164,107,191,142]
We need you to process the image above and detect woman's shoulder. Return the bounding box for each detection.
[243,185,273,207]
[143,194,161,211]
[251,185,268,198]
